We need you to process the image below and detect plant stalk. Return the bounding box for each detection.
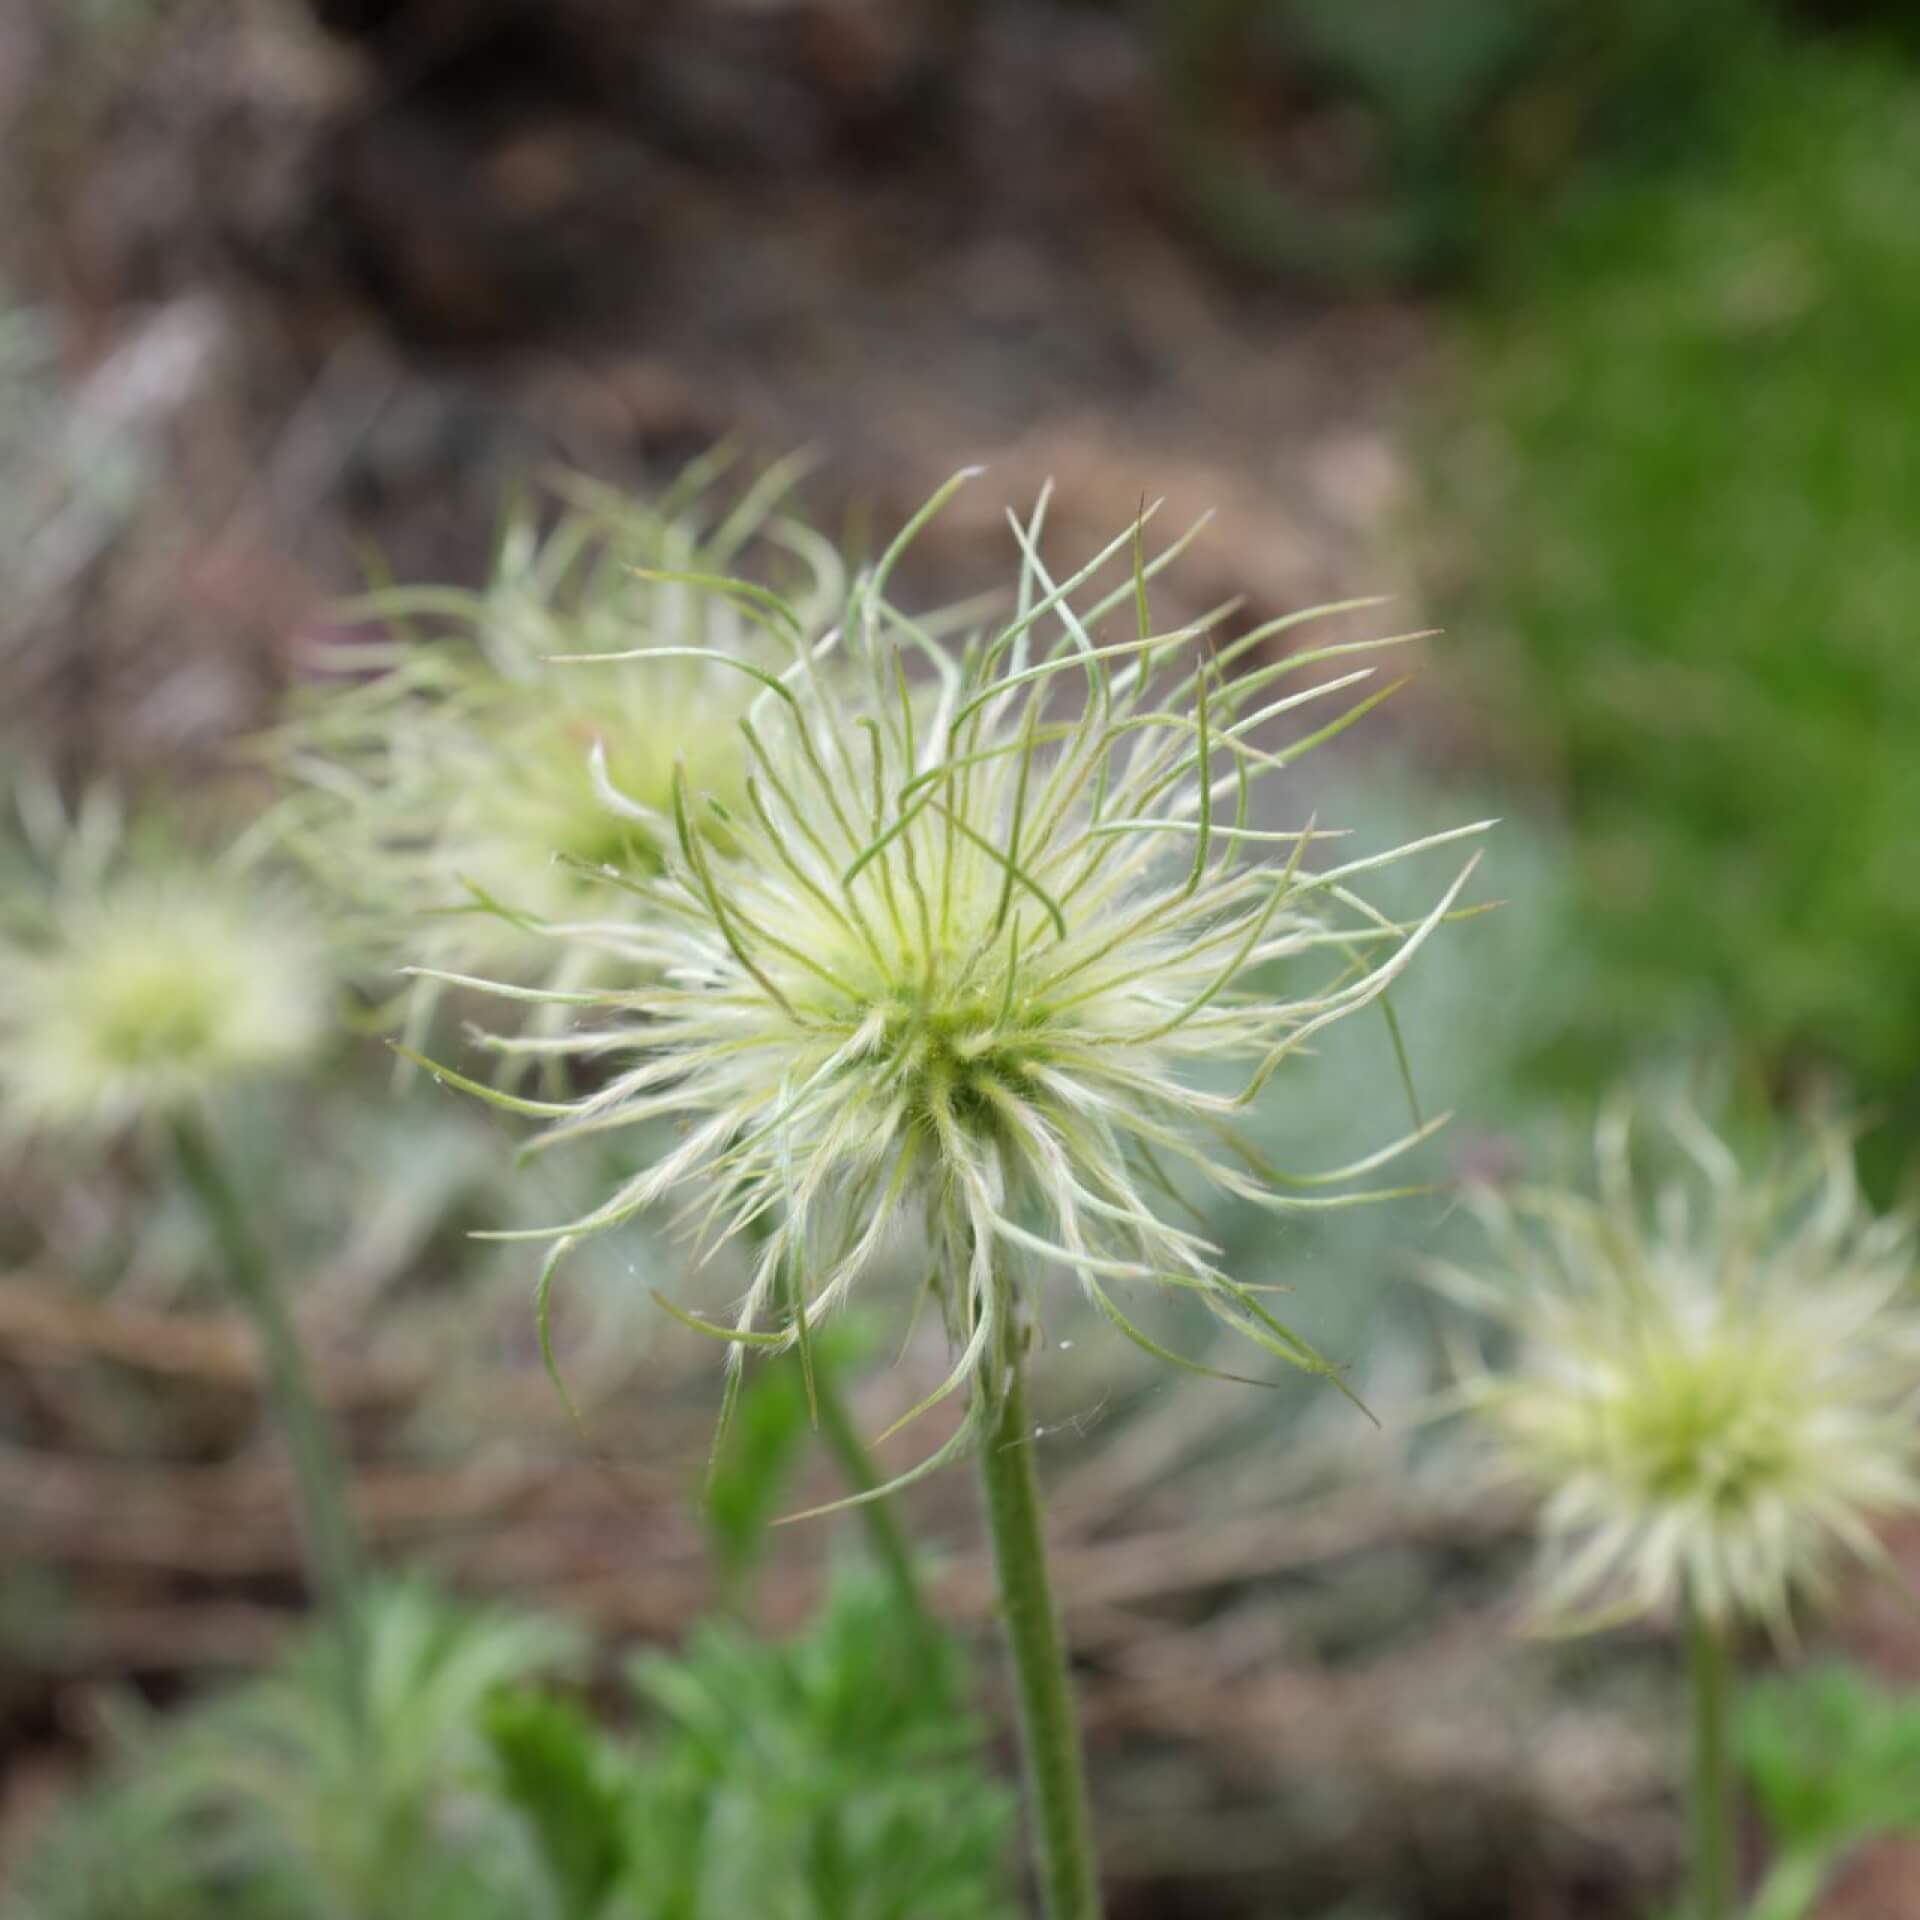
[170,1112,367,1706]
[976,1332,1103,1920]
[1749,1850,1830,1920]
[810,1359,935,1639]
[1687,1609,1737,1920]
[769,1234,932,1631]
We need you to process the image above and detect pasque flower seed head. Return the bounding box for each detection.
[1433,1100,1920,1636]
[273,460,845,1026]
[0,788,328,1137]
[436,476,1486,1480]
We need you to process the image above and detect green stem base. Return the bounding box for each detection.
[171,1113,368,1709]
[1688,1612,1737,1920]
[976,1343,1103,1920]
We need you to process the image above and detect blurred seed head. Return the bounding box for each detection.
[271,458,845,1036]
[441,472,1483,1482]
[0,785,329,1137]
[1434,1099,1920,1637]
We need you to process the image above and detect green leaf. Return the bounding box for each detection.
[703,1352,814,1590]
[484,1691,632,1919]
[1739,1662,1920,1860]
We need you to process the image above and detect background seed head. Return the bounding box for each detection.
[1435,1099,1920,1636]
[0,863,329,1139]
[272,460,845,1020]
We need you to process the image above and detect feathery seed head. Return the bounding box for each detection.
[1435,1101,1920,1636]
[273,461,842,1002]
[0,797,329,1136]
[445,475,1485,1478]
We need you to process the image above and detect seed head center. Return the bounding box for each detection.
[93,966,225,1069]
[1620,1354,1798,1508]
[875,983,1036,1136]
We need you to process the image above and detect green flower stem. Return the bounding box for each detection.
[769,1237,932,1631]
[810,1359,935,1639]
[977,1331,1103,1920]
[1749,1850,1831,1920]
[1687,1611,1737,1920]
[170,1113,367,1704]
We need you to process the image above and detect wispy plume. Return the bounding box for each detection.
[431,473,1485,1481]
[271,455,846,1038]
[1432,1098,1920,1636]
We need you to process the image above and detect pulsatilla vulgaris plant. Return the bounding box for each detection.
[275,460,939,1611]
[432,472,1485,1920]
[1431,1100,1920,1920]
[0,776,367,1710]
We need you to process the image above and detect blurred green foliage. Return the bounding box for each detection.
[16,1583,577,1920]
[701,1343,822,1593]
[1437,42,1920,1125]
[1156,0,1780,280]
[1737,1662,1920,1919]
[22,1571,1012,1920]
[1209,770,1567,1402]
[492,1571,1014,1920]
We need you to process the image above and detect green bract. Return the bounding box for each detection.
[437,474,1485,1483]
[1434,1102,1920,1635]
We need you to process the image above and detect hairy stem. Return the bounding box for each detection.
[976,1331,1103,1920]
[1688,1610,1737,1920]
[171,1113,367,1709]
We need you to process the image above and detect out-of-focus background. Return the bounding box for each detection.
[3,2,1919,1915]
